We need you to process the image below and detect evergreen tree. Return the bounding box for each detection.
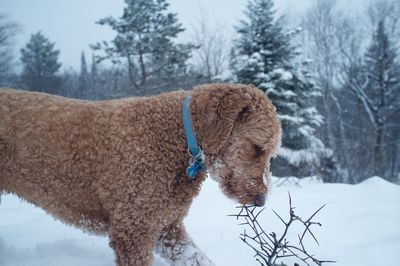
[231,0,292,85]
[92,0,194,95]
[90,54,101,99]
[231,0,334,179]
[20,31,61,93]
[360,20,400,179]
[78,51,90,99]
[90,54,99,83]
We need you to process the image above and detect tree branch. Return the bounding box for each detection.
[230,194,335,266]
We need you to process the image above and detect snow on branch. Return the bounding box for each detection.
[230,194,335,266]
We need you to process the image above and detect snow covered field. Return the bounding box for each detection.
[1,176,399,266]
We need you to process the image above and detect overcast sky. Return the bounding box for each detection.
[1,0,364,70]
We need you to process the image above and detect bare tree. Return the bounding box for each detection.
[301,0,360,182]
[190,8,231,83]
[0,14,20,86]
[333,14,370,181]
[302,0,339,149]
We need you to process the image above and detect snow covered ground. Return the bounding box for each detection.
[1,176,399,266]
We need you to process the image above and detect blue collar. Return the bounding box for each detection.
[182,96,205,180]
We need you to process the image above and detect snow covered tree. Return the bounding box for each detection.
[268,60,336,179]
[20,31,61,93]
[231,0,292,84]
[92,0,194,95]
[231,0,335,179]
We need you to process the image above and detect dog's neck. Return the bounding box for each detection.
[182,96,206,180]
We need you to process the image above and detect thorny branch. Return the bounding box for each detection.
[230,193,335,266]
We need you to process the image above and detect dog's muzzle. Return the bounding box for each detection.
[253,194,266,207]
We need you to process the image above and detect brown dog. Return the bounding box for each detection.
[0,84,281,265]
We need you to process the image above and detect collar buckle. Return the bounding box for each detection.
[186,147,205,180]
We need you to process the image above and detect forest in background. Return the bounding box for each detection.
[0,0,399,184]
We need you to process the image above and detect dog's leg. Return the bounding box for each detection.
[155,223,215,266]
[109,222,160,266]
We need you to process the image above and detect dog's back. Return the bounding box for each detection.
[0,88,112,232]
[0,87,192,237]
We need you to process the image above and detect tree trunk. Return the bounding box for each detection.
[373,125,384,176]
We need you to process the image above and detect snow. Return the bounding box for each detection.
[272,68,293,81]
[278,114,304,124]
[1,176,399,266]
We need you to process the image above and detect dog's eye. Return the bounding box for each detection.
[238,106,249,121]
[254,144,265,157]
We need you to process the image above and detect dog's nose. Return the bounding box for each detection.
[253,194,266,207]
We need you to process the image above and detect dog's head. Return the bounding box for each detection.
[191,84,281,206]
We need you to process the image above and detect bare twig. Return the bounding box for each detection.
[230,193,335,266]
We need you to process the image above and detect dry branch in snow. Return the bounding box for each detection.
[231,193,335,266]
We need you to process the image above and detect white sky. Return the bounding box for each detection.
[1,0,364,70]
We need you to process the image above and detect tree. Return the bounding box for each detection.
[301,0,341,149]
[367,0,400,40]
[20,31,61,93]
[302,0,400,182]
[90,54,99,85]
[231,0,333,179]
[0,14,20,86]
[78,51,90,99]
[89,53,101,99]
[365,1,400,180]
[334,16,370,182]
[190,9,231,83]
[301,0,366,182]
[336,16,400,182]
[92,0,194,95]
[59,67,79,98]
[231,0,292,85]
[345,20,400,180]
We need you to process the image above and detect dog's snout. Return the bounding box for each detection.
[254,194,266,207]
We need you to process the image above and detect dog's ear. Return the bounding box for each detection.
[191,84,252,155]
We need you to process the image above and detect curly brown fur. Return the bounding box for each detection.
[0,84,280,265]
[191,84,281,206]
